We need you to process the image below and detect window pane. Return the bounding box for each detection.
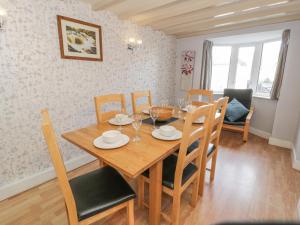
[256,41,281,97]
[235,46,255,89]
[211,46,232,92]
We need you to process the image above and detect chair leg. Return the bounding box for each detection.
[137,176,144,209]
[210,152,218,182]
[127,200,134,225]
[172,192,181,225]
[243,123,250,142]
[191,175,200,207]
[198,157,207,196]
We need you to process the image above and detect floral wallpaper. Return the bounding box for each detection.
[0,0,176,187]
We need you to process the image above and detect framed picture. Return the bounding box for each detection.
[180,50,195,90]
[57,15,103,61]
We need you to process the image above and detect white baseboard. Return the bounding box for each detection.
[249,127,271,139]
[268,136,293,149]
[0,154,96,202]
[292,145,300,171]
[298,198,300,219]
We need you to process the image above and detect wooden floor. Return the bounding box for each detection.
[1,131,300,225]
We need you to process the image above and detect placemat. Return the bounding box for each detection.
[142,117,178,126]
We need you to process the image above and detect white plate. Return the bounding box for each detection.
[184,112,222,124]
[194,116,205,124]
[182,107,188,112]
[108,118,133,126]
[93,134,130,149]
[142,109,149,114]
[152,129,182,141]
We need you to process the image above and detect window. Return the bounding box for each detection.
[235,46,255,89]
[211,46,232,92]
[256,41,281,97]
[210,40,282,98]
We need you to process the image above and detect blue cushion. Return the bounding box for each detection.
[225,98,249,122]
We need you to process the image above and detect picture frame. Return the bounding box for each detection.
[57,15,103,61]
[180,50,195,90]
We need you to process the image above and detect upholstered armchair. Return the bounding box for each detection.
[222,89,254,142]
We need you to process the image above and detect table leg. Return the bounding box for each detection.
[149,160,163,225]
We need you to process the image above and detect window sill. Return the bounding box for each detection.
[212,92,277,101]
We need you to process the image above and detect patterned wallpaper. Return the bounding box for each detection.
[0,0,176,187]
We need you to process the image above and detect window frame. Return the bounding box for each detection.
[211,38,281,99]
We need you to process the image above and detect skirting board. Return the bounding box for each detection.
[269,137,293,149]
[249,127,271,139]
[298,198,300,219]
[292,145,300,171]
[0,154,96,201]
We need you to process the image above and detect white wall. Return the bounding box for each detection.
[176,21,300,139]
[294,116,300,160]
[0,0,176,198]
[271,23,300,143]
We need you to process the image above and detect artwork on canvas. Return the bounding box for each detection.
[180,50,195,90]
[57,15,103,61]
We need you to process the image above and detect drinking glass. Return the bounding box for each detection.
[131,114,142,142]
[185,97,192,107]
[177,98,185,119]
[115,116,123,132]
[149,107,159,130]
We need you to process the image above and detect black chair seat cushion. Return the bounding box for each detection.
[69,166,136,221]
[142,154,197,189]
[223,117,246,126]
[187,140,216,157]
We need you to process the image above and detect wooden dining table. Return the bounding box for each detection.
[62,116,185,225]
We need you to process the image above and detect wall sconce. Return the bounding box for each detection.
[0,8,6,31]
[127,38,142,51]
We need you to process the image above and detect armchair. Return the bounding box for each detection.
[222,89,254,142]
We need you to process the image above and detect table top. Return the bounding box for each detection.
[62,117,185,178]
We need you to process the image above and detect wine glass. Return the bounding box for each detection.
[177,98,185,119]
[131,114,142,142]
[185,97,192,107]
[115,115,123,132]
[149,107,159,130]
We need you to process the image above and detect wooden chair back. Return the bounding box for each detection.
[41,109,78,224]
[187,89,214,107]
[174,104,214,190]
[131,90,152,114]
[210,97,229,145]
[94,94,126,123]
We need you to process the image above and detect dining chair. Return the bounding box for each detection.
[131,90,152,114]
[197,97,228,196]
[187,89,214,107]
[94,94,126,123]
[138,104,214,225]
[41,109,136,225]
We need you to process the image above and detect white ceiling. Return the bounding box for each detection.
[81,0,300,37]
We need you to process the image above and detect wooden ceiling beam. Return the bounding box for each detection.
[175,13,300,38]
[151,0,282,30]
[165,3,300,35]
[106,0,179,19]
[130,0,232,25]
[86,0,126,11]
